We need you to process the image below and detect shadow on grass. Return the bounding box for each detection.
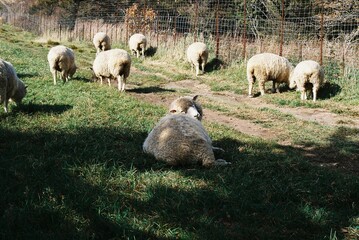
[128,86,175,94]
[17,72,39,78]
[205,58,225,73]
[18,103,73,114]
[145,46,157,57]
[317,82,341,100]
[0,124,358,239]
[74,75,93,83]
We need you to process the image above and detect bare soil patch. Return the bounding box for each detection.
[127,79,359,173]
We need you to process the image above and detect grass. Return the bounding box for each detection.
[0,24,359,240]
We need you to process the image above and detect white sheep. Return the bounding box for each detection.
[186,42,209,76]
[247,52,293,97]
[93,32,111,54]
[143,96,230,167]
[47,45,77,85]
[0,59,27,113]
[128,33,147,58]
[92,49,131,92]
[289,60,324,101]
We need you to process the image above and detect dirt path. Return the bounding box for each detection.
[129,79,359,142]
[164,80,359,127]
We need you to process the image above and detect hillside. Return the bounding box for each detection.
[0,23,358,240]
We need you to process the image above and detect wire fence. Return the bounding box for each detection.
[0,1,358,77]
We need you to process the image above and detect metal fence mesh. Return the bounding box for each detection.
[0,0,358,77]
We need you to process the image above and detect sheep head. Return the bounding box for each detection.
[169,95,203,121]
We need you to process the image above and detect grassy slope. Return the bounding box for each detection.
[0,24,358,240]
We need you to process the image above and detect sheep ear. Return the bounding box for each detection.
[193,95,199,101]
[170,109,177,113]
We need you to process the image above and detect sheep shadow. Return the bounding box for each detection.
[128,86,175,94]
[317,82,341,100]
[74,75,92,83]
[19,103,73,114]
[205,58,225,73]
[145,46,157,57]
[17,73,40,78]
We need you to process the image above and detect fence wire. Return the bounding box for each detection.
[0,0,358,76]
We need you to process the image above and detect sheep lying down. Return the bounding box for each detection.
[143,96,230,167]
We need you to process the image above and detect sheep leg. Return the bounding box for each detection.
[313,85,319,101]
[99,76,104,85]
[259,80,266,96]
[136,49,140,58]
[117,75,125,92]
[61,71,67,83]
[248,78,254,97]
[51,69,57,85]
[301,91,306,100]
[201,63,205,74]
[107,78,111,87]
[212,146,225,153]
[4,99,8,113]
[271,81,276,93]
[141,47,145,58]
[214,159,231,166]
[0,90,8,113]
[195,64,200,77]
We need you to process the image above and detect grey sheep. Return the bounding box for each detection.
[47,45,77,85]
[92,49,131,92]
[186,42,208,76]
[0,59,27,112]
[143,96,230,167]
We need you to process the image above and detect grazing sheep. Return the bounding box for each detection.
[92,49,131,92]
[47,45,77,85]
[143,96,230,167]
[186,42,209,76]
[247,52,293,97]
[128,33,147,58]
[0,59,27,112]
[93,32,111,54]
[289,60,324,101]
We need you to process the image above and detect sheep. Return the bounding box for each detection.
[92,49,131,92]
[93,32,111,54]
[0,59,27,113]
[143,96,230,167]
[47,45,77,85]
[186,42,209,76]
[289,60,324,101]
[128,33,147,58]
[247,52,294,97]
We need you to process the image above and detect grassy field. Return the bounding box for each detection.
[0,24,359,240]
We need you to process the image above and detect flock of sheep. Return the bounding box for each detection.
[0,31,325,167]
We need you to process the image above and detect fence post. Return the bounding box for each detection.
[341,1,345,77]
[59,24,62,41]
[320,0,324,65]
[82,22,85,41]
[242,0,247,60]
[215,0,220,59]
[173,16,177,45]
[194,0,198,42]
[279,0,284,56]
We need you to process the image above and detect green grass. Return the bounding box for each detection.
[0,24,359,240]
